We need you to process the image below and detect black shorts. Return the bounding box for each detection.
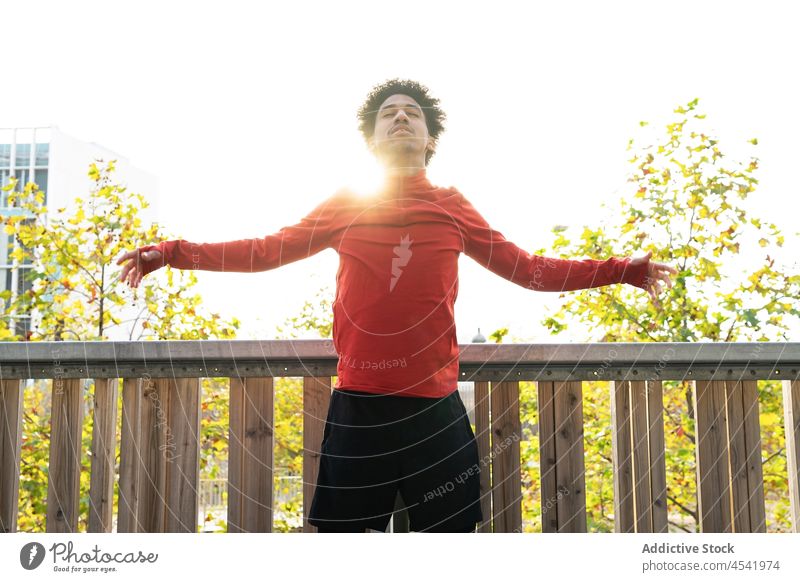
[308,388,483,533]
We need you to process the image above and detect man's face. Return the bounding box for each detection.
[369,93,432,163]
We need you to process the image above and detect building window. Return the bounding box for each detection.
[15,143,31,168]
[1,169,11,207]
[34,169,48,198]
[35,143,49,166]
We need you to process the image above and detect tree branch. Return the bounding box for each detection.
[597,290,659,341]
[762,447,785,467]
[681,205,696,274]
[41,229,101,289]
[667,493,697,521]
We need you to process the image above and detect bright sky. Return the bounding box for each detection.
[4,0,799,341]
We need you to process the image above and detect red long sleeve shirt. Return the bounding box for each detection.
[138,169,649,398]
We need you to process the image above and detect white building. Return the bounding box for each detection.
[1,126,158,338]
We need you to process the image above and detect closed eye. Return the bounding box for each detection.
[380,107,422,117]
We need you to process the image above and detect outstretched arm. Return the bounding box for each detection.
[117,195,337,288]
[457,192,675,298]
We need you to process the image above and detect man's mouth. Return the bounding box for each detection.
[391,127,412,135]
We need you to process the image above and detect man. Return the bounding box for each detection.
[118,79,677,533]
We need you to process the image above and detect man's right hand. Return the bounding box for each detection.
[117,248,164,288]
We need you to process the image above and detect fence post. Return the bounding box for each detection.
[228,377,274,532]
[46,378,84,532]
[611,380,668,532]
[118,377,200,532]
[783,380,800,532]
[0,379,24,533]
[538,380,587,532]
[490,381,522,532]
[88,378,119,532]
[694,380,765,532]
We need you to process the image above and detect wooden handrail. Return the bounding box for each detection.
[0,340,798,380]
[0,341,798,534]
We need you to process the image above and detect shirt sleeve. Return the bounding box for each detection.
[457,192,650,291]
[137,194,337,275]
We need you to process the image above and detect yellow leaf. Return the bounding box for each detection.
[760,412,779,426]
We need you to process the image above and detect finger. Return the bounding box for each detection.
[651,265,671,283]
[116,251,134,265]
[647,284,659,304]
[650,284,662,306]
[660,272,673,288]
[120,263,133,282]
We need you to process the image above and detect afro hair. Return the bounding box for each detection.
[357,78,447,166]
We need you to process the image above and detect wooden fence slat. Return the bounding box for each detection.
[489,381,522,532]
[646,380,668,532]
[0,379,24,533]
[139,377,168,532]
[118,377,200,532]
[630,380,653,532]
[552,380,587,533]
[694,380,732,532]
[696,379,765,533]
[538,381,558,533]
[228,377,274,533]
[474,381,491,533]
[726,379,752,532]
[249,377,274,533]
[118,377,143,532]
[46,378,84,532]
[611,380,634,532]
[88,378,119,532]
[740,380,766,532]
[228,377,244,532]
[302,376,331,533]
[784,380,800,532]
[164,377,201,532]
[611,380,667,533]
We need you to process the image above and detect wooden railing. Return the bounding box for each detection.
[0,340,798,533]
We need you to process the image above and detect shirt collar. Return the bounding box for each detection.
[380,168,433,195]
